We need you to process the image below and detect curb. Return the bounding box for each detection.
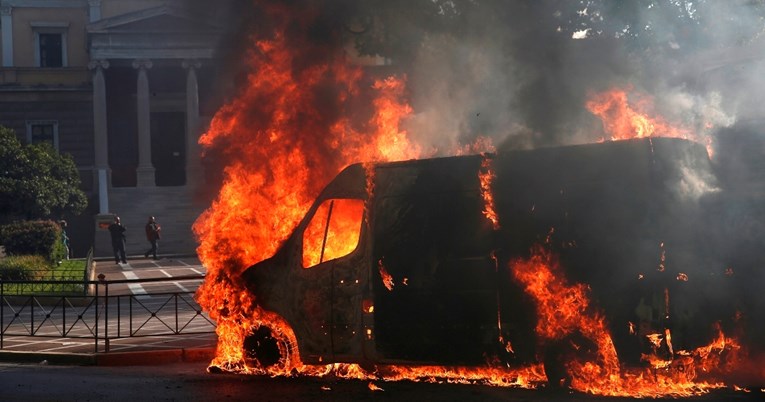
[0,350,96,365]
[0,347,215,366]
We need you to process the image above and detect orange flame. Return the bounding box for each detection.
[510,245,746,397]
[368,382,384,392]
[193,4,419,371]
[586,88,692,141]
[302,198,364,268]
[377,258,395,291]
[586,88,714,157]
[479,155,500,230]
[193,4,753,395]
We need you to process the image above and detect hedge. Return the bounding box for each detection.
[0,220,67,263]
[0,255,50,280]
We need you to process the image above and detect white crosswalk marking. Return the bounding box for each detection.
[174,282,191,292]
[123,271,147,295]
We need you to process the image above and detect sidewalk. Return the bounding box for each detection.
[0,255,218,366]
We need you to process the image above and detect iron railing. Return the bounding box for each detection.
[0,274,216,353]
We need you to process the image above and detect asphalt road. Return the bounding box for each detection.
[0,361,763,402]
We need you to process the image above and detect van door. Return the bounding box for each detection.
[300,197,367,360]
[371,160,499,365]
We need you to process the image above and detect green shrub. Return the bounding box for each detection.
[0,255,50,280]
[0,220,66,263]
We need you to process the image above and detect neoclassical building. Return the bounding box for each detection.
[0,0,231,256]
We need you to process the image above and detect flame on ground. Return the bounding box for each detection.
[511,245,743,397]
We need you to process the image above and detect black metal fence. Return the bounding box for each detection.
[0,274,216,353]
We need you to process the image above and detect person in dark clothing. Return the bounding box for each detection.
[108,216,127,264]
[144,216,161,260]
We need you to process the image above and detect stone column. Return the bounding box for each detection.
[88,0,102,22]
[1,4,13,67]
[133,59,155,187]
[89,59,114,258]
[182,59,203,187]
[88,59,110,212]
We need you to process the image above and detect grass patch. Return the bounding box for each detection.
[0,257,87,295]
[51,259,88,280]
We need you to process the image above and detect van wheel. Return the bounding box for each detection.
[243,326,292,373]
[543,333,596,390]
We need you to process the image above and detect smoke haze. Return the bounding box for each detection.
[194,0,765,356]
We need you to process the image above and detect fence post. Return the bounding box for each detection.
[1,279,4,349]
[175,293,179,334]
[102,274,110,352]
[97,273,109,352]
[30,294,34,336]
[84,247,94,295]
[94,278,101,353]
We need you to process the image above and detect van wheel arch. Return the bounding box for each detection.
[243,325,295,374]
[542,332,598,390]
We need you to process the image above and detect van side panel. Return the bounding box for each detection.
[492,138,716,364]
[243,137,726,368]
[370,156,502,364]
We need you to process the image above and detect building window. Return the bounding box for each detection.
[39,33,63,67]
[31,22,68,67]
[26,120,59,150]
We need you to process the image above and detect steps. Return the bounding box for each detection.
[95,186,209,258]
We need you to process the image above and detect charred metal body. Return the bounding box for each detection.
[242,137,753,372]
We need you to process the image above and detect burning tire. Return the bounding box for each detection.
[243,325,293,373]
[543,332,598,390]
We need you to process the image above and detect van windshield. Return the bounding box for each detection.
[302,198,365,268]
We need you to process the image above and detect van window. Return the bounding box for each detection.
[303,198,365,268]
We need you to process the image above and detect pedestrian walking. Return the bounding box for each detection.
[144,216,161,260]
[108,216,127,264]
[58,220,70,261]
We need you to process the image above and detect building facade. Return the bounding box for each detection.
[0,0,229,257]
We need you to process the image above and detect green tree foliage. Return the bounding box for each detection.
[0,125,87,222]
[349,0,765,64]
[347,0,478,66]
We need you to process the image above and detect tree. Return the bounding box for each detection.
[0,125,87,223]
[350,1,765,62]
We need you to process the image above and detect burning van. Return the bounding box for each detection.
[240,137,745,385]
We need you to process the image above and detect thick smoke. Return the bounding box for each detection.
[198,1,759,162]
[396,1,762,153]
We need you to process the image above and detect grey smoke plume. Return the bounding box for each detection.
[397,1,762,154]
[198,1,759,153]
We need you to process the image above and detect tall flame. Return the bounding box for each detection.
[193,3,419,370]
